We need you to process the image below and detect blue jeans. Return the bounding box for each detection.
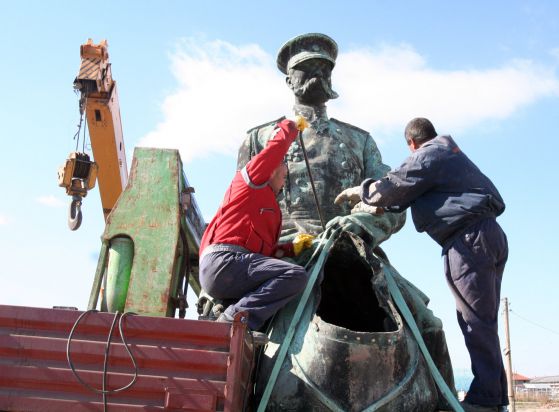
[444,218,508,406]
[200,250,308,330]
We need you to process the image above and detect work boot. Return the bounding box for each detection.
[216,313,269,346]
[211,303,225,319]
[216,312,234,323]
[249,330,270,346]
[460,401,499,412]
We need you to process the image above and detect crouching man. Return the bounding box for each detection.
[199,118,309,333]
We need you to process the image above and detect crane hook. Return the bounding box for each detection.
[68,195,83,231]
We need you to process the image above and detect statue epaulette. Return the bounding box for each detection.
[330,118,370,136]
[246,116,286,134]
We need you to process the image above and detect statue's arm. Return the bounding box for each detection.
[356,134,406,244]
[237,119,284,170]
[237,131,255,170]
[363,133,390,180]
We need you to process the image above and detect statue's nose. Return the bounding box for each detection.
[313,67,325,77]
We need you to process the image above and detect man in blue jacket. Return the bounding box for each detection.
[335,117,509,412]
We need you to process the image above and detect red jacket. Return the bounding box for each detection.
[200,119,298,257]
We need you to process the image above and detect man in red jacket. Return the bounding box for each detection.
[199,118,309,331]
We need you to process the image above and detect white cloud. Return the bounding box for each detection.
[139,38,291,163]
[0,215,8,225]
[139,38,559,161]
[332,45,559,135]
[37,195,66,208]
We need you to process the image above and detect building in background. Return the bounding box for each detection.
[515,374,559,401]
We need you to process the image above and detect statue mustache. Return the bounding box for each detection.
[294,77,339,100]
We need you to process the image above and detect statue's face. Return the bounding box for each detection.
[287,58,338,105]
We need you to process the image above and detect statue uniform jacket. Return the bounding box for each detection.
[200,119,297,257]
[238,112,405,241]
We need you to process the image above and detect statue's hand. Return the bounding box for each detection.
[325,214,365,239]
[334,186,361,208]
[351,201,384,215]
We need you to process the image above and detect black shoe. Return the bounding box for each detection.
[216,313,269,345]
[216,312,234,323]
[249,330,269,346]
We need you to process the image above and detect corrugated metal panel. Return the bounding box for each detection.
[0,305,255,411]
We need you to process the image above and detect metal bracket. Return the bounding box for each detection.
[180,187,195,215]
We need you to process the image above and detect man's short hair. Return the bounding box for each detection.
[405,118,437,146]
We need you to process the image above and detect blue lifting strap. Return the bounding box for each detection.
[383,264,464,412]
[257,231,464,412]
[257,228,340,412]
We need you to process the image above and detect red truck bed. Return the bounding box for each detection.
[0,305,255,411]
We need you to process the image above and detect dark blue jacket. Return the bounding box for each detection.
[361,135,505,250]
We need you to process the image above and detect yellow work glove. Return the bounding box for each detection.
[294,115,309,131]
[293,233,316,256]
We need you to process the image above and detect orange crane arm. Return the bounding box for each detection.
[74,39,128,219]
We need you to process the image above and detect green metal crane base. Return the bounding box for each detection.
[88,147,205,317]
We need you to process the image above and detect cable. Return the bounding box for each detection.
[72,94,90,154]
[509,309,559,336]
[102,312,120,410]
[73,111,84,152]
[66,310,139,411]
[82,112,88,153]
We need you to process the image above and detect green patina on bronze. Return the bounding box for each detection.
[241,33,456,410]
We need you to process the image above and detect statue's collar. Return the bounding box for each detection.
[292,104,329,123]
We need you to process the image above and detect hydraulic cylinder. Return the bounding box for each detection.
[105,236,134,312]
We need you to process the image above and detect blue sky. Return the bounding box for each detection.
[1,1,558,380]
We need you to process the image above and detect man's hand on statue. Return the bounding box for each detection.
[334,186,362,208]
[274,242,293,258]
[351,201,385,215]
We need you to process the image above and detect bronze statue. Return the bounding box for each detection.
[237,33,456,411]
[238,33,404,246]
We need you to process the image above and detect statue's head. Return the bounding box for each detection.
[277,33,339,105]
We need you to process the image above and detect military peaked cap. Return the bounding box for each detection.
[277,33,338,74]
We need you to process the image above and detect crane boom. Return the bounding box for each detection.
[74,39,128,219]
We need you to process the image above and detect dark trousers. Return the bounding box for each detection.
[444,218,509,406]
[199,250,308,330]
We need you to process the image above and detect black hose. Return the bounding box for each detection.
[66,310,139,411]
